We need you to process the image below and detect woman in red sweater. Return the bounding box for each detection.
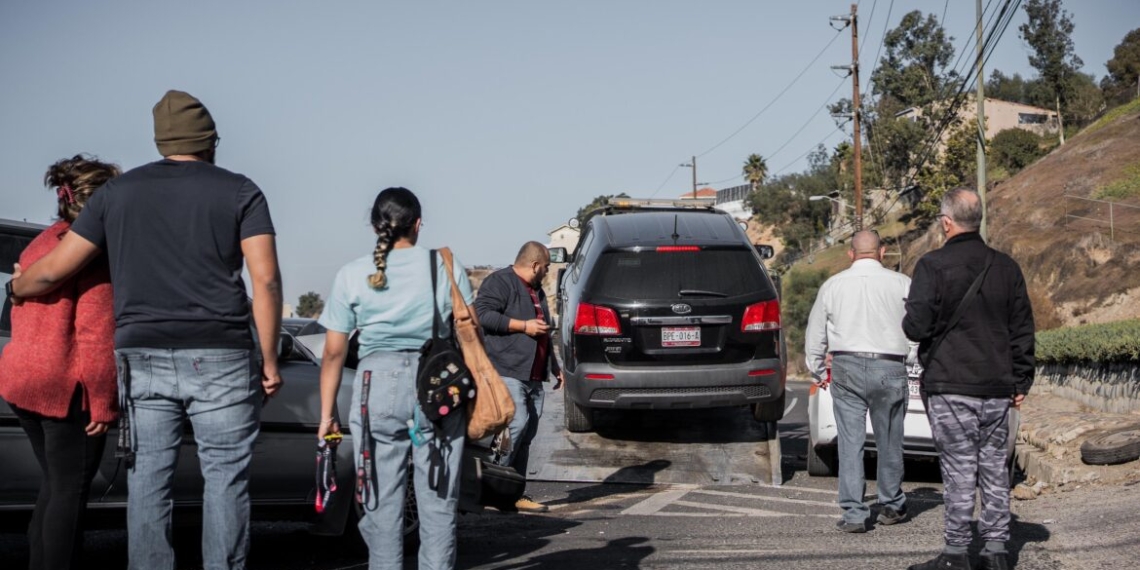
[0,154,120,570]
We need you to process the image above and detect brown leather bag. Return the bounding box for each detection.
[438,248,516,441]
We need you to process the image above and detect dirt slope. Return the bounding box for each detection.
[896,102,1140,328]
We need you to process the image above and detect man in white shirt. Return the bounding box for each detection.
[805,230,912,533]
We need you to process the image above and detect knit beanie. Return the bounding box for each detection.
[152,90,217,156]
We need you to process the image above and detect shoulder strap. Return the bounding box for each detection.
[926,248,996,364]
[429,249,444,340]
[437,247,472,316]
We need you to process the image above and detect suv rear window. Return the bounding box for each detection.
[589,249,769,300]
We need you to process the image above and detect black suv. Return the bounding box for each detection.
[552,199,786,433]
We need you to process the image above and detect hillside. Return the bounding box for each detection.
[771,99,1140,341]
[891,101,1140,328]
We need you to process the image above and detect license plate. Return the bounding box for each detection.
[908,379,920,397]
[661,326,701,347]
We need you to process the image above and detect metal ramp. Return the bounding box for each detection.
[525,390,782,486]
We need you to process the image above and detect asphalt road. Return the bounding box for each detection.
[3,379,1139,569]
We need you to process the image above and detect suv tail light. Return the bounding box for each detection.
[741,300,780,332]
[574,302,622,335]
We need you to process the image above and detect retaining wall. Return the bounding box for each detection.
[1036,361,1140,414]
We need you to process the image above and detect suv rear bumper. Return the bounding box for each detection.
[565,359,784,410]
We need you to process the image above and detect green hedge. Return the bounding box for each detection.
[1035,319,1140,364]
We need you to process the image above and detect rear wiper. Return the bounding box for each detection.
[678,289,728,298]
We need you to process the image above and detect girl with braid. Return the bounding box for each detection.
[317,187,474,570]
[1,154,120,570]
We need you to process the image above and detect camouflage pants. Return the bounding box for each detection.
[927,394,1011,547]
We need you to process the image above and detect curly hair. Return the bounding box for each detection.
[44,154,121,222]
[368,187,422,289]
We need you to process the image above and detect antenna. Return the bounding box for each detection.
[671,214,680,241]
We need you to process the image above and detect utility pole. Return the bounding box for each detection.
[831,5,862,231]
[680,156,698,198]
[976,0,988,241]
[850,3,863,231]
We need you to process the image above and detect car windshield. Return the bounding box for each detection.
[589,249,769,300]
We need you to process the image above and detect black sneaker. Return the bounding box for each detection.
[877,506,908,525]
[835,519,867,533]
[978,552,1009,570]
[907,553,973,570]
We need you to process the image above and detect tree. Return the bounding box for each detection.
[297,292,324,318]
[991,128,1046,173]
[871,10,958,109]
[1101,28,1140,105]
[742,154,769,193]
[1020,0,1083,145]
[575,193,629,226]
[914,119,981,217]
[1063,72,1105,128]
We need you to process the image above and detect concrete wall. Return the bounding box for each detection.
[1035,362,1140,414]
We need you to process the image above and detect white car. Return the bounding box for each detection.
[807,362,1019,480]
[806,362,935,476]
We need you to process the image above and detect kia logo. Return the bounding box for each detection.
[671,303,692,315]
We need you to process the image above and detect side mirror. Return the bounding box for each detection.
[277,334,296,361]
[548,246,570,264]
[754,244,775,260]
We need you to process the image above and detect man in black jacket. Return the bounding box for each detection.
[903,188,1035,570]
[474,241,564,513]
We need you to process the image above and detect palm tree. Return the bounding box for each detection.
[743,154,768,193]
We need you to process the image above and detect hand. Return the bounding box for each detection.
[552,371,564,391]
[522,319,550,338]
[262,365,283,401]
[1012,393,1026,409]
[85,420,109,436]
[9,263,23,306]
[317,418,341,441]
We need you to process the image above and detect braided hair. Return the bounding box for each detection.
[368,187,422,289]
[44,154,121,222]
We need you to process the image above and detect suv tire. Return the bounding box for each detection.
[565,398,594,433]
[806,439,837,477]
[752,392,786,422]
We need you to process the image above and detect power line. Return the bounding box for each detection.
[772,124,848,177]
[768,77,849,161]
[648,164,683,198]
[904,0,1018,187]
[693,27,845,159]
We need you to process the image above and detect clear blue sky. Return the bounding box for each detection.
[2,1,1135,306]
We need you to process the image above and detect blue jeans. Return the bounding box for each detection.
[501,376,545,479]
[116,348,262,570]
[830,354,907,524]
[351,351,465,570]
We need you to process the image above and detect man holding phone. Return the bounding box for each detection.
[475,241,564,513]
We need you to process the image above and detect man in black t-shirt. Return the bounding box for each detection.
[12,90,283,570]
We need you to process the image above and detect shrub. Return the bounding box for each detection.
[780,267,832,372]
[990,128,1046,173]
[1035,318,1140,364]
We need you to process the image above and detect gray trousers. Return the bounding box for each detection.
[927,393,1012,547]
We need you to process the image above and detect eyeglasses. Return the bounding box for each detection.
[212,136,221,149]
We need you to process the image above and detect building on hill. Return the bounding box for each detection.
[896,96,1060,146]
[546,222,580,252]
[679,187,719,200]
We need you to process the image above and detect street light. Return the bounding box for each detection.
[809,194,855,211]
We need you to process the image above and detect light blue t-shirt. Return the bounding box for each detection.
[319,246,475,358]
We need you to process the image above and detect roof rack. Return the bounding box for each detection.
[606,197,717,211]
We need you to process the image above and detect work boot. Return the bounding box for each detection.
[978,552,1010,570]
[877,506,908,525]
[907,552,972,570]
[835,519,867,533]
[514,496,549,513]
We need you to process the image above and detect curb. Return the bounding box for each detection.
[1013,389,1140,490]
